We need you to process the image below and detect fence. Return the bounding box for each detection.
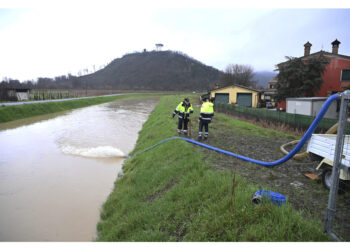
[323,90,350,241]
[29,89,123,101]
[215,103,349,133]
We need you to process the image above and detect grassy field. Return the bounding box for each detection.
[96,95,329,241]
[0,94,157,123]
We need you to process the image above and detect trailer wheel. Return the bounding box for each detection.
[321,167,345,194]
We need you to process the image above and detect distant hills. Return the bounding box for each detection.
[1,50,277,91]
[81,51,221,91]
[253,71,277,88]
[81,50,276,91]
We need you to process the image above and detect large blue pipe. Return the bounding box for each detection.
[129,93,342,167]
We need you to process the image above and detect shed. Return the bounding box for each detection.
[286,97,339,119]
[210,84,261,108]
[0,88,31,101]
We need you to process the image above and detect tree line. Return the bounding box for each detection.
[219,64,257,88]
[0,74,90,90]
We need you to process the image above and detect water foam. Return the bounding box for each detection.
[61,145,125,158]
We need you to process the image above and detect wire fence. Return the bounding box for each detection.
[215,103,350,134]
[29,89,123,101]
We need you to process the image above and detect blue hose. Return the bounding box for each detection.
[128,93,342,167]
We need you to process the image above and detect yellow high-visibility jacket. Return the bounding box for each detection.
[199,101,214,122]
[173,102,194,119]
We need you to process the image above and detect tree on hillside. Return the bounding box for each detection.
[220,64,256,87]
[275,55,329,101]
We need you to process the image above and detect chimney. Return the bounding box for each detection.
[304,41,312,56]
[331,39,341,54]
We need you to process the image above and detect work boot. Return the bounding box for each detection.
[198,134,202,141]
[177,129,181,135]
[204,136,208,140]
[184,130,188,136]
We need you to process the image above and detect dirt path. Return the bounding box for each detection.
[188,114,350,241]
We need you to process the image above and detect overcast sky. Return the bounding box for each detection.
[1,1,350,82]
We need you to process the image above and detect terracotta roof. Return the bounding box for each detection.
[277,51,350,67]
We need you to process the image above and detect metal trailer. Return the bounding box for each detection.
[307,134,350,190]
[300,90,349,241]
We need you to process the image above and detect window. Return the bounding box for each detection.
[341,69,350,81]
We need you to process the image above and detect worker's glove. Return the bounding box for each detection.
[172,114,175,118]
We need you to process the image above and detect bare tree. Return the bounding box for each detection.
[221,64,256,87]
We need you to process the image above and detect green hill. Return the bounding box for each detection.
[81,51,222,91]
[2,50,277,92]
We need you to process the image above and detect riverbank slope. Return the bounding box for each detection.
[97,95,329,241]
[0,94,157,123]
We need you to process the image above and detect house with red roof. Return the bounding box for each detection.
[275,39,350,110]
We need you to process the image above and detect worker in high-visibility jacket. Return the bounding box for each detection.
[172,97,194,135]
[198,97,214,140]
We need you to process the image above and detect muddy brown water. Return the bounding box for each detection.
[0,98,157,241]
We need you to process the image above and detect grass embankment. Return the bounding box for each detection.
[0,94,156,123]
[97,95,329,241]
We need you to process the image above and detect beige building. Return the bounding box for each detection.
[210,84,261,108]
[263,77,278,106]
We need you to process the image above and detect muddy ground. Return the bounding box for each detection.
[187,114,350,241]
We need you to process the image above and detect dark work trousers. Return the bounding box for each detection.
[199,120,209,137]
[178,118,189,131]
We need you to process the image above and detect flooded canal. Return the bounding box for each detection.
[0,98,157,241]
